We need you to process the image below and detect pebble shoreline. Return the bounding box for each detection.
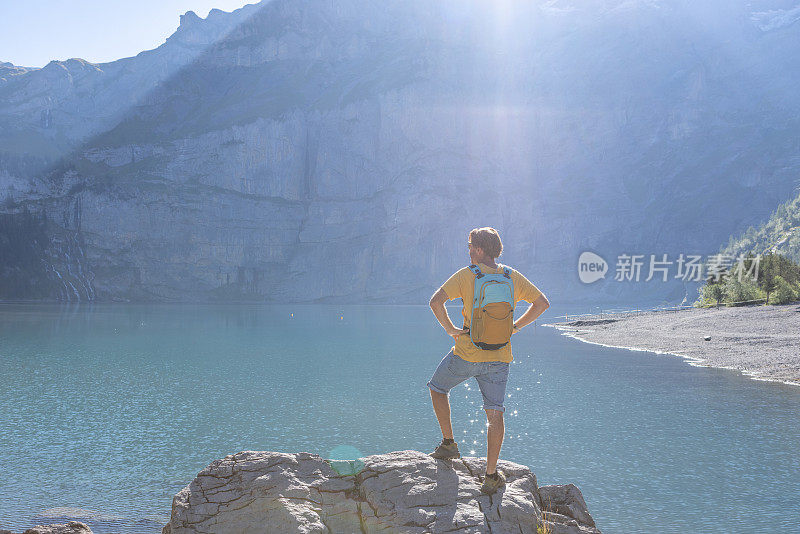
[544,303,800,388]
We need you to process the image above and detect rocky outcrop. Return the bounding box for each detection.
[0,522,92,534]
[162,450,600,534]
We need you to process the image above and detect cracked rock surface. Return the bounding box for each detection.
[163,450,601,533]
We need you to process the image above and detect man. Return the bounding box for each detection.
[427,227,550,495]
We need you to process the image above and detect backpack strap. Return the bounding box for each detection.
[468,264,483,308]
[468,264,483,278]
[496,263,514,306]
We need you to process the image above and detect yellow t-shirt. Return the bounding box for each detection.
[441,262,543,363]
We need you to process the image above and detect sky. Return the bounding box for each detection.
[0,1,256,68]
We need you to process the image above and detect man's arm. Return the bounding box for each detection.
[513,294,550,333]
[429,287,468,339]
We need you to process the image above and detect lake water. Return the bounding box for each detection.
[0,303,798,534]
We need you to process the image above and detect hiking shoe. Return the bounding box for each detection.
[480,469,506,495]
[429,439,461,460]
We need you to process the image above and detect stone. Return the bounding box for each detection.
[0,522,93,534]
[30,508,166,534]
[163,450,601,533]
[539,484,598,530]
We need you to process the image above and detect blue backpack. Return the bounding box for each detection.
[465,263,515,350]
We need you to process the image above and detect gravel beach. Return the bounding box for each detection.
[544,303,800,387]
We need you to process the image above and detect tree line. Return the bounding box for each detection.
[696,251,800,307]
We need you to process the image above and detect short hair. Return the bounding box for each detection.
[469,227,503,259]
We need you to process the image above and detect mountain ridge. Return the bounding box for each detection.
[2,0,800,305]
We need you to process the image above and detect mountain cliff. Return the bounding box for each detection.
[2,0,800,304]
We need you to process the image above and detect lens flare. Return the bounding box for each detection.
[325,445,365,476]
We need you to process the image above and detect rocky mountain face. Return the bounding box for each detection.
[162,450,601,533]
[2,0,800,305]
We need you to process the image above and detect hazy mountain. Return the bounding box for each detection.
[2,0,800,306]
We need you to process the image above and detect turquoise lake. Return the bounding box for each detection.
[0,303,798,533]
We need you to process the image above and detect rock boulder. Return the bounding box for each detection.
[0,522,93,534]
[163,450,600,533]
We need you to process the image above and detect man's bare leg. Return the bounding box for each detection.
[485,409,504,474]
[430,388,454,439]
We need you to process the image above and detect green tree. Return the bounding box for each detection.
[706,277,725,308]
[774,253,799,285]
[723,273,760,304]
[773,275,799,304]
[756,252,779,305]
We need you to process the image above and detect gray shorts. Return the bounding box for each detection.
[427,349,510,412]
